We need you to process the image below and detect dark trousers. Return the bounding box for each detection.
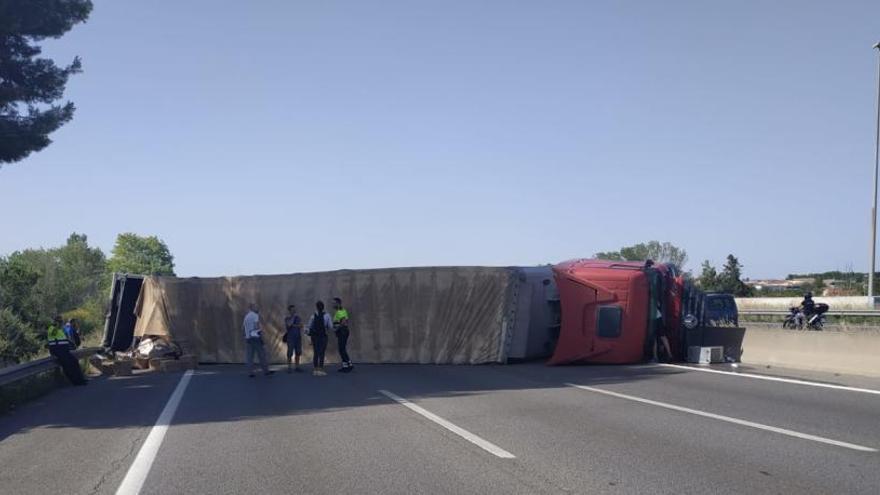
[336,326,351,364]
[50,345,86,385]
[311,332,328,368]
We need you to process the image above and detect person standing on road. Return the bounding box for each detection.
[48,316,87,385]
[243,303,272,378]
[332,297,353,373]
[307,301,332,376]
[284,305,304,373]
[651,302,672,363]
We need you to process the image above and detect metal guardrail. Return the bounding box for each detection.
[0,347,101,387]
[739,310,880,317]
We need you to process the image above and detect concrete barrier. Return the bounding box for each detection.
[736,296,875,311]
[742,326,880,377]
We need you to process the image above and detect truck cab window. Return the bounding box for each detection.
[597,305,623,338]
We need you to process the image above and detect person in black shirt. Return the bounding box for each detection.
[801,292,815,315]
[307,301,332,376]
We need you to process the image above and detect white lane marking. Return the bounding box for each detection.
[657,363,880,396]
[378,389,516,459]
[116,370,195,495]
[566,383,878,453]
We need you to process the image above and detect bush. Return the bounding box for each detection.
[63,297,105,335]
[0,308,42,365]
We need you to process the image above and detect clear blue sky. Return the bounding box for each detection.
[1,1,879,278]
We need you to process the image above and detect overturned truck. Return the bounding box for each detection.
[102,260,743,365]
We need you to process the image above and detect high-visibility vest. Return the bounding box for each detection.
[47,325,70,346]
[333,308,349,325]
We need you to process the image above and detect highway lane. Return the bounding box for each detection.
[0,372,184,495]
[0,363,877,494]
[139,367,541,495]
[350,364,880,494]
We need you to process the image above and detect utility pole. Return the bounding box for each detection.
[870,42,880,299]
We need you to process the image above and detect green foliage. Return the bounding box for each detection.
[698,255,753,296]
[62,296,104,340]
[0,254,41,321]
[595,241,688,269]
[0,231,172,364]
[594,251,625,261]
[0,0,94,164]
[698,260,718,290]
[0,307,40,365]
[107,233,175,276]
[0,233,107,320]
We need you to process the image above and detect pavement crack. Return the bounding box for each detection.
[87,433,143,495]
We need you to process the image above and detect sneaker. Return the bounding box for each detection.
[316,369,327,376]
[264,370,275,376]
[312,369,319,376]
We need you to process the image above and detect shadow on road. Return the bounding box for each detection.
[0,362,681,442]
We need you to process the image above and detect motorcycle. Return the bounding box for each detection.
[782,303,828,330]
[806,303,829,330]
[782,307,803,329]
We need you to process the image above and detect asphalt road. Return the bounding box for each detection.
[1,362,878,494]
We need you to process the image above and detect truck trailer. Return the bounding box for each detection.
[103,260,743,365]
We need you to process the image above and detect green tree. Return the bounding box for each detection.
[697,260,719,291]
[595,241,688,269]
[0,254,41,322]
[716,254,752,297]
[593,250,624,261]
[0,0,93,165]
[0,307,39,365]
[56,232,107,307]
[107,233,175,276]
[0,233,109,363]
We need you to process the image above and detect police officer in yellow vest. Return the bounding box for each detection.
[332,297,353,373]
[48,316,87,385]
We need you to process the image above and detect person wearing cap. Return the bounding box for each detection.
[332,297,353,373]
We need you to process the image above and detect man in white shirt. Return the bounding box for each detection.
[243,303,271,377]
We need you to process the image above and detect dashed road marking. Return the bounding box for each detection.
[378,389,516,459]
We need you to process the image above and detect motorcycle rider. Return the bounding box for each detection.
[797,292,815,327]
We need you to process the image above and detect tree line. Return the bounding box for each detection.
[595,241,752,296]
[0,233,174,365]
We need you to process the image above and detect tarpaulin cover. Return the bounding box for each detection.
[133,267,516,364]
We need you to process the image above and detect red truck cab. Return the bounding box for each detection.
[549,259,684,365]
